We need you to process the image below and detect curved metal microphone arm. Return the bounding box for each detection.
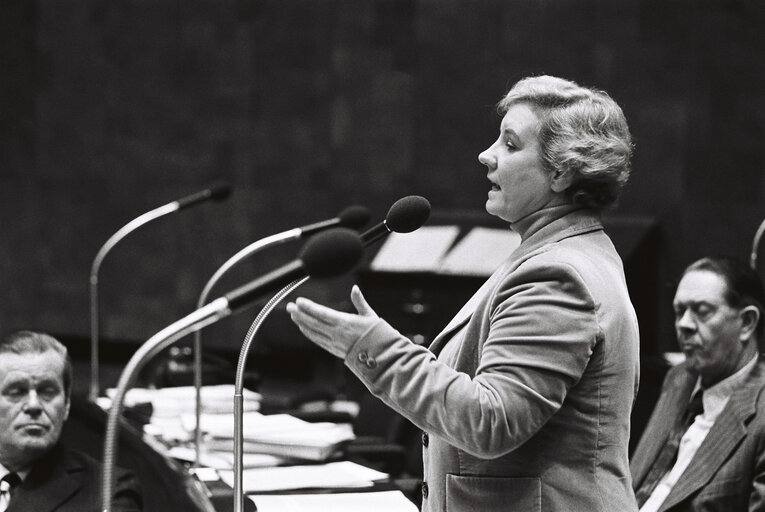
[751,217,765,270]
[100,298,230,512]
[89,203,179,402]
[232,277,309,512]
[192,229,301,466]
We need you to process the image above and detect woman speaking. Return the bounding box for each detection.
[287,75,639,512]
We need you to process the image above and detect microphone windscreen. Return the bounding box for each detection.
[300,227,363,278]
[338,205,371,229]
[209,181,233,201]
[386,195,431,233]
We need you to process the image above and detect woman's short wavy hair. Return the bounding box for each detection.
[498,75,633,209]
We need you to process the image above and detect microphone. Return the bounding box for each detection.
[223,227,364,311]
[196,205,370,308]
[188,205,369,465]
[361,195,432,245]
[174,181,232,210]
[101,227,364,512]
[89,181,232,402]
[297,205,370,237]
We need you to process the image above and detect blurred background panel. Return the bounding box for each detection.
[1,0,764,365]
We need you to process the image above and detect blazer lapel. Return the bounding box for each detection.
[428,209,604,356]
[428,260,511,355]
[659,362,765,511]
[9,446,82,512]
[631,367,697,488]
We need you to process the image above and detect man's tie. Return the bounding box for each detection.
[0,472,21,512]
[634,390,705,507]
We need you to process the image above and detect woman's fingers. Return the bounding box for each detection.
[286,288,380,359]
[350,285,377,317]
[291,297,342,326]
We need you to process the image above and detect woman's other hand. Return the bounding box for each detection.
[286,284,379,359]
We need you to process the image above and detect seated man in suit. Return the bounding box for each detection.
[631,256,765,511]
[0,330,141,511]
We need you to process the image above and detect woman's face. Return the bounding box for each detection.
[478,103,560,223]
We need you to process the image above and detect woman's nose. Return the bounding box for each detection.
[478,146,494,167]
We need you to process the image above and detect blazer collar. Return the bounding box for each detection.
[510,205,604,264]
[9,444,83,512]
[631,366,699,489]
[660,358,765,511]
[427,207,603,356]
[427,263,508,355]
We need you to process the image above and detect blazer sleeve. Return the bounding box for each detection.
[749,406,765,511]
[345,256,600,458]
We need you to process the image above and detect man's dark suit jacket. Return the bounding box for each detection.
[630,358,765,511]
[7,444,142,512]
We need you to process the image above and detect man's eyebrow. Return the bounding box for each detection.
[673,299,717,308]
[1,378,28,388]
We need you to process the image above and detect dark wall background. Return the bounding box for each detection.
[2,0,764,360]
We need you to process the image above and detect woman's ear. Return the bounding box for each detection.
[550,169,574,193]
[739,305,760,341]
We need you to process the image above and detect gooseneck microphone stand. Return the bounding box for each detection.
[191,206,369,466]
[89,182,231,402]
[192,231,300,466]
[101,298,231,512]
[232,277,309,512]
[89,202,179,402]
[100,228,363,512]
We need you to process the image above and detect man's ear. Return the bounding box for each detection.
[550,169,574,193]
[739,305,760,341]
[64,395,71,421]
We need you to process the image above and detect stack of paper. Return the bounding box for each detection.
[249,490,419,512]
[184,411,355,462]
[218,460,388,493]
[103,384,262,417]
[167,445,290,470]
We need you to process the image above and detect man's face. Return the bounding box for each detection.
[673,270,748,386]
[0,350,70,470]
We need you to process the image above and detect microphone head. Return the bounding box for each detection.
[208,181,233,201]
[338,205,371,230]
[386,195,431,233]
[300,227,364,278]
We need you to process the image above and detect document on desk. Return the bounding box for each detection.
[218,461,388,493]
[249,490,419,512]
[369,226,460,272]
[438,226,520,276]
[183,412,355,461]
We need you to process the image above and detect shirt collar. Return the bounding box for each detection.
[0,462,31,482]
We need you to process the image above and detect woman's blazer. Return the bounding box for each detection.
[345,207,640,512]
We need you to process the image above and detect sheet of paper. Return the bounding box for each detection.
[370,226,460,272]
[103,384,261,417]
[438,226,520,276]
[218,461,388,493]
[249,490,419,512]
[168,445,289,469]
[182,412,353,444]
